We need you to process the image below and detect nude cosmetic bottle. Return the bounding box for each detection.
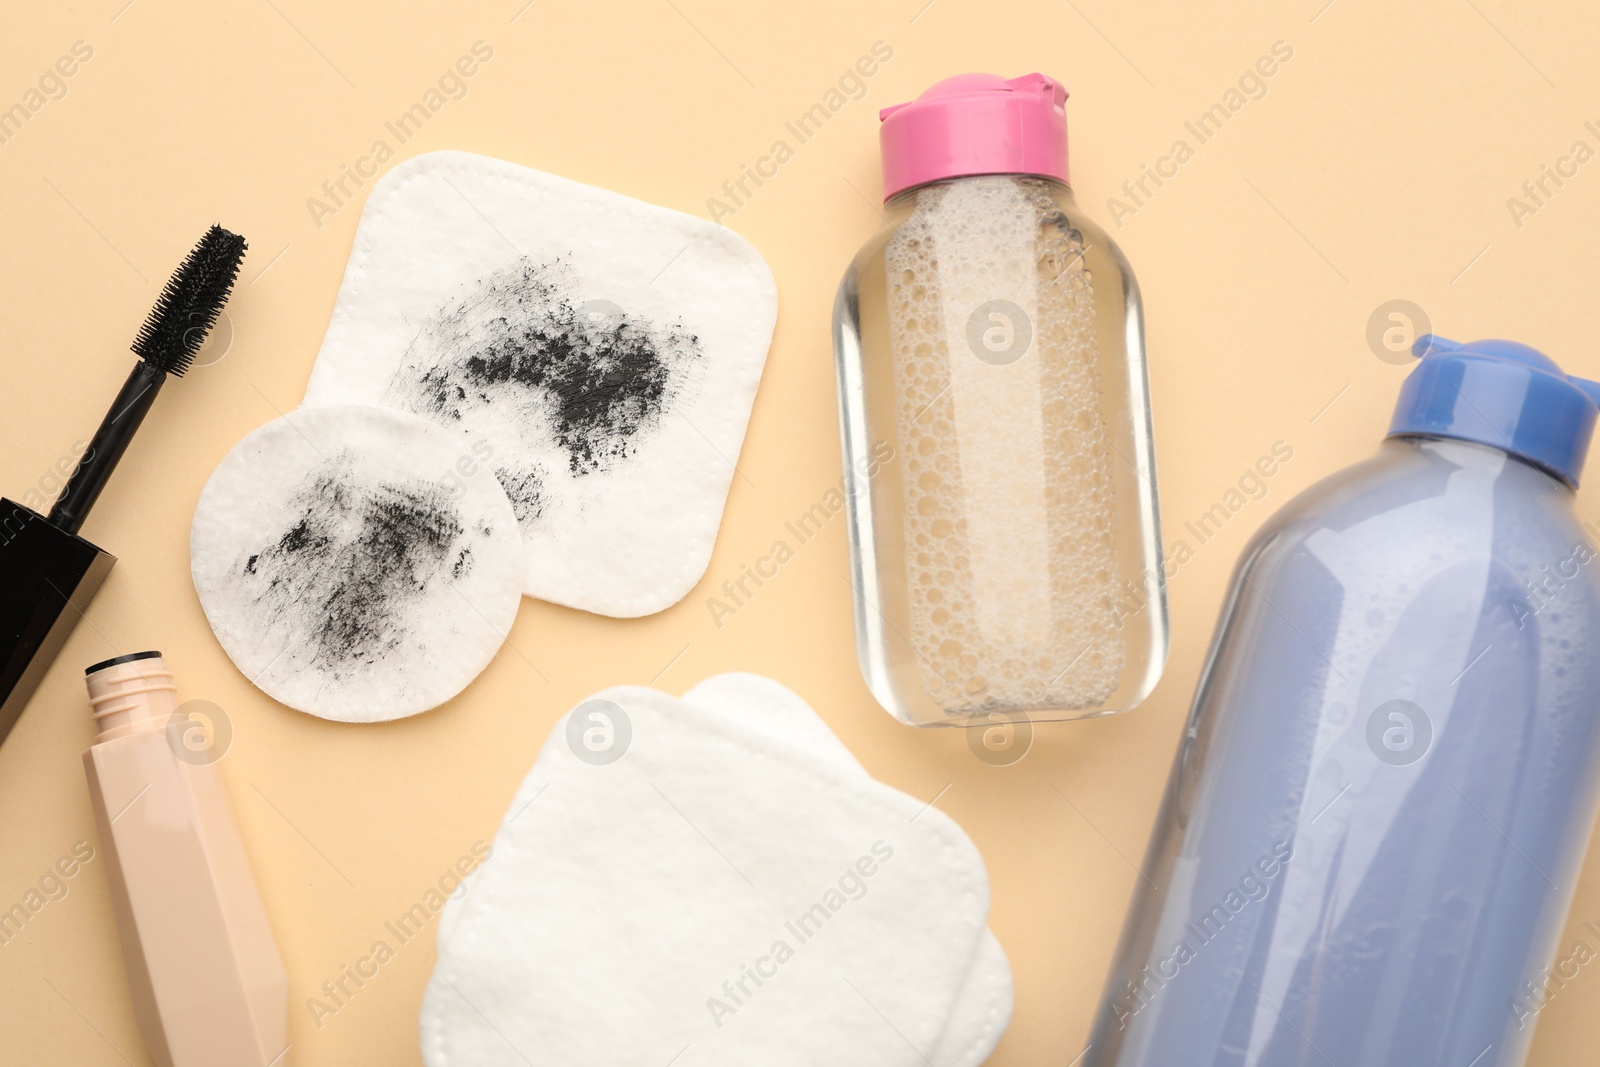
[83,651,287,1067]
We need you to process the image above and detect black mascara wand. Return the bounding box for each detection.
[0,224,247,748]
[49,225,248,533]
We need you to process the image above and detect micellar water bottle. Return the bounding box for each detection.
[832,74,1166,727]
[1086,337,1600,1067]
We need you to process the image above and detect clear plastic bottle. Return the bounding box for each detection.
[833,74,1166,727]
[1086,337,1600,1067]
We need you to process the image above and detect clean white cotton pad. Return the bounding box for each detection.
[302,150,778,617]
[680,674,1014,1067]
[421,684,995,1066]
[433,673,865,946]
[189,403,522,722]
[435,672,859,946]
[433,675,1014,1067]
[433,674,1015,1067]
[682,673,860,767]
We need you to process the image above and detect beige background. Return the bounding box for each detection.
[3,0,1600,1063]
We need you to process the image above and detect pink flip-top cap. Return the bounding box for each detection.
[879,73,1069,200]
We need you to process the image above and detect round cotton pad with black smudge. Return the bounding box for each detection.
[190,403,523,723]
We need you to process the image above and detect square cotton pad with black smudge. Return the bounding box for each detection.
[300,150,778,618]
[189,403,524,723]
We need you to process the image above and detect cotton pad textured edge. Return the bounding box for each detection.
[936,933,1014,1067]
[189,403,523,722]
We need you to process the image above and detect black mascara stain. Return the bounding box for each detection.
[240,451,466,672]
[388,259,701,525]
[492,466,542,526]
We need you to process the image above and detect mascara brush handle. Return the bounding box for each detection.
[48,361,168,536]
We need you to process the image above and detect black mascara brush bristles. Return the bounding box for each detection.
[130,224,248,376]
[45,224,249,535]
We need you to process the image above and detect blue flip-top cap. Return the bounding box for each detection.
[1388,335,1600,487]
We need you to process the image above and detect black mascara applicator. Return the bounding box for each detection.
[0,225,247,746]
